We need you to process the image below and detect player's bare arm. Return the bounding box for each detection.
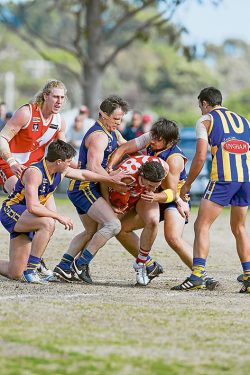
[180,137,208,200]
[85,132,110,176]
[107,138,138,170]
[0,105,31,177]
[64,166,128,191]
[23,168,73,230]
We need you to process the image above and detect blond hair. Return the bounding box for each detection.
[30,79,67,108]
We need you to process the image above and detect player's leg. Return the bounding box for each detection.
[72,197,121,283]
[116,208,144,257]
[163,207,192,268]
[14,211,55,284]
[172,198,223,291]
[132,199,160,285]
[54,213,98,282]
[230,183,250,293]
[0,235,31,279]
[117,209,163,283]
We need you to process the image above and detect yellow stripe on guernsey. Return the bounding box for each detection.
[235,154,244,182]
[207,113,214,136]
[43,159,53,184]
[247,153,250,178]
[6,190,25,206]
[210,145,218,181]
[177,179,186,195]
[68,179,76,191]
[221,141,232,181]
[39,192,53,205]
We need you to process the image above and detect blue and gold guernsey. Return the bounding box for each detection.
[68,121,118,214]
[208,107,250,182]
[0,159,62,239]
[147,144,188,222]
[147,144,187,194]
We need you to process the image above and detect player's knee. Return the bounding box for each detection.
[98,218,121,240]
[41,217,55,235]
[165,233,179,249]
[144,215,159,228]
[231,223,244,237]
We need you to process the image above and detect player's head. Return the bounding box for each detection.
[99,95,129,132]
[198,87,222,114]
[46,140,76,163]
[138,160,165,192]
[150,118,180,151]
[31,79,67,109]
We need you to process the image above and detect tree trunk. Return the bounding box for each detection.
[84,0,103,117]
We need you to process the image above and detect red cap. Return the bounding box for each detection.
[142,114,152,124]
[79,105,89,113]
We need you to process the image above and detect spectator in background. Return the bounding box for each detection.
[123,111,142,141]
[66,105,95,158]
[78,105,95,136]
[0,102,7,131]
[141,114,153,134]
[66,115,84,158]
[5,112,13,123]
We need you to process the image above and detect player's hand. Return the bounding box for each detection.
[108,171,131,193]
[141,191,155,202]
[112,205,128,214]
[180,183,190,201]
[57,215,74,230]
[10,162,27,179]
[176,199,190,220]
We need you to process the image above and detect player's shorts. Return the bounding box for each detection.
[0,204,33,240]
[159,201,190,223]
[0,163,13,186]
[203,180,250,206]
[67,183,102,215]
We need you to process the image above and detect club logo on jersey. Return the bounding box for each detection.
[223,139,249,154]
[32,123,39,132]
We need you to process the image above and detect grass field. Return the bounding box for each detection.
[0,197,250,375]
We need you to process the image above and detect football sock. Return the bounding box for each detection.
[24,255,41,275]
[241,261,250,280]
[136,247,150,264]
[190,257,206,280]
[58,253,74,270]
[76,249,93,267]
[145,256,154,271]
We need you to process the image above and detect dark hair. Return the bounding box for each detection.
[100,95,129,115]
[46,140,76,162]
[151,118,180,146]
[139,161,165,182]
[198,87,222,106]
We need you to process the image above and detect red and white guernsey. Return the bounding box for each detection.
[0,103,61,166]
[109,155,165,209]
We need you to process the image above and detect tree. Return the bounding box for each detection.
[0,0,201,115]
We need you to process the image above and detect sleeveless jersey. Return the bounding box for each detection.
[109,155,165,209]
[0,103,61,167]
[3,158,62,208]
[68,121,118,192]
[147,144,187,193]
[208,107,250,182]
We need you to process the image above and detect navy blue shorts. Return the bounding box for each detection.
[159,201,190,224]
[0,204,33,240]
[67,183,102,215]
[203,180,250,206]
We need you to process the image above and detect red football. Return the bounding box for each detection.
[109,190,130,208]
